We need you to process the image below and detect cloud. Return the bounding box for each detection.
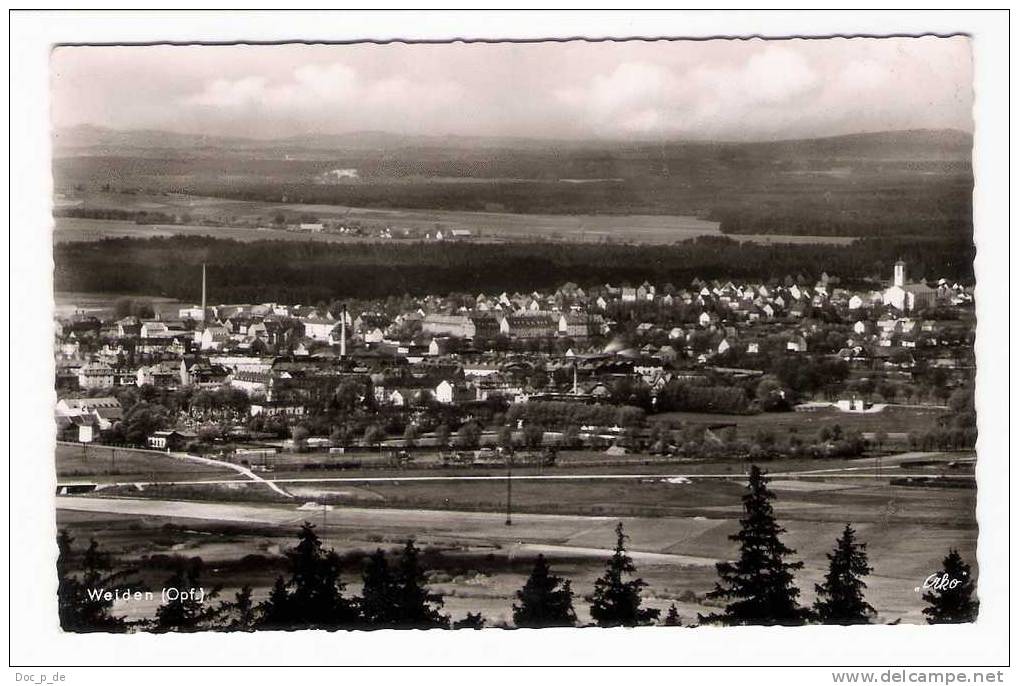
[185,76,268,108]
[555,46,826,137]
[180,61,463,134]
[52,38,973,141]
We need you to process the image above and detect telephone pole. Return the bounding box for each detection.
[505,453,513,526]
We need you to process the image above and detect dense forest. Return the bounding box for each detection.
[53,234,975,304]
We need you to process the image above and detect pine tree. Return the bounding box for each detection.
[393,540,449,628]
[284,522,357,629]
[701,465,808,626]
[223,585,256,631]
[153,560,222,632]
[512,554,577,628]
[589,522,660,627]
[814,524,875,624]
[359,548,399,627]
[663,603,682,626]
[56,532,139,633]
[922,549,979,624]
[257,576,293,629]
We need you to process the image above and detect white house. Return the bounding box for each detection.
[299,313,337,342]
[141,321,170,338]
[77,362,114,389]
[786,336,808,353]
[435,380,456,404]
[199,325,231,351]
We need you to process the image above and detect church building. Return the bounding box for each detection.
[882,260,936,312]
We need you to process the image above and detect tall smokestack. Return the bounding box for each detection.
[201,263,207,327]
[340,304,347,358]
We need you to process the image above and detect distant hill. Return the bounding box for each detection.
[740,129,973,162]
[53,125,972,162]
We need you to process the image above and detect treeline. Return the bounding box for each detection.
[53,235,976,304]
[506,401,645,430]
[713,178,972,239]
[57,467,979,632]
[656,382,752,415]
[54,207,177,224]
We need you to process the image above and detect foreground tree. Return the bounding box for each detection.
[221,585,256,631]
[922,549,979,624]
[814,524,875,624]
[512,555,577,628]
[663,603,683,626]
[57,531,139,633]
[589,523,660,627]
[258,576,294,629]
[393,540,449,628]
[152,560,222,632]
[257,522,357,629]
[359,548,399,627]
[701,465,808,625]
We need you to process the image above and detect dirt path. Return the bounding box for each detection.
[169,452,293,498]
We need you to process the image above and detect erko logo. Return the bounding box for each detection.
[915,573,963,593]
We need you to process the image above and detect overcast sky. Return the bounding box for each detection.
[50,37,972,142]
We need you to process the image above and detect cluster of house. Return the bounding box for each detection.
[54,396,124,442]
[282,216,474,242]
[54,262,974,435]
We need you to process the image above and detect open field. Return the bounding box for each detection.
[56,461,977,625]
[55,442,234,482]
[54,290,189,319]
[52,192,854,246]
[653,405,949,440]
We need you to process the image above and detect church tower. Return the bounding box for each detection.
[893,260,906,288]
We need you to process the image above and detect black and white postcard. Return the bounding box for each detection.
[8,9,1012,681]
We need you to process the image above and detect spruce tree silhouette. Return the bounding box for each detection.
[922,549,979,624]
[814,524,875,624]
[393,540,449,628]
[256,522,357,629]
[223,585,256,631]
[257,576,293,629]
[590,522,660,627]
[513,554,577,628]
[701,465,808,625]
[359,548,400,628]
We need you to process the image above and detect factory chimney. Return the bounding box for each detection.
[340,304,347,358]
[201,263,207,327]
